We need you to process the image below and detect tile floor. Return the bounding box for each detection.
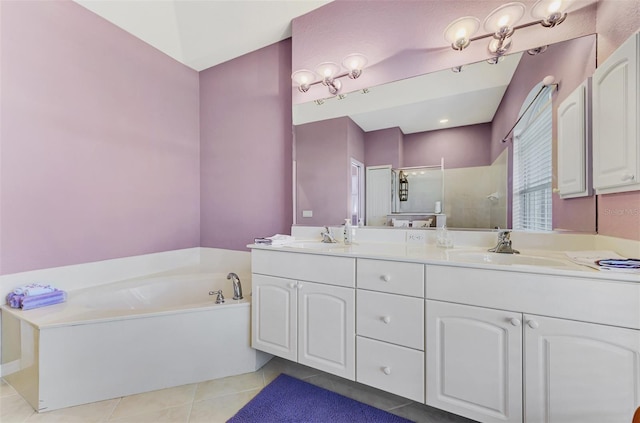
[1,357,475,422]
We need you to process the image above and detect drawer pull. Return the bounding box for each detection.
[510,318,521,327]
[381,274,391,282]
[621,173,635,181]
[382,366,392,375]
[527,319,539,329]
[382,316,391,324]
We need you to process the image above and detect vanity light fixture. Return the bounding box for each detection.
[444,1,571,60]
[291,54,368,96]
[501,75,558,143]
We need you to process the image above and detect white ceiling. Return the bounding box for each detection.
[73,0,332,71]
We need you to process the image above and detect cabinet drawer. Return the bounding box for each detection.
[357,290,424,350]
[356,336,424,402]
[252,249,355,288]
[426,265,640,329]
[357,259,424,297]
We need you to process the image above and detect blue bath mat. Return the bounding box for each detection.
[227,373,412,422]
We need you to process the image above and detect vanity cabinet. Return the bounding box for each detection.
[426,265,640,423]
[592,31,639,194]
[355,259,425,402]
[558,79,591,198]
[251,250,356,380]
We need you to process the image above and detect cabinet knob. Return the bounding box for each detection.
[297,282,303,289]
[527,319,539,329]
[288,282,296,289]
[510,318,521,327]
[381,274,391,282]
[621,173,635,181]
[382,366,392,375]
[382,316,391,324]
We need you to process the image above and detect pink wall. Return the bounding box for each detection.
[403,124,492,169]
[364,128,403,168]
[200,40,293,250]
[595,0,640,241]
[490,36,597,232]
[0,1,200,275]
[295,117,361,226]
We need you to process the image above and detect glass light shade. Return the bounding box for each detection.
[342,54,367,72]
[291,69,316,92]
[488,36,513,56]
[531,0,571,18]
[531,0,571,26]
[483,2,525,34]
[444,16,480,50]
[342,54,367,79]
[315,62,341,81]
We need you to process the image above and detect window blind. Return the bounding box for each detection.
[512,88,553,231]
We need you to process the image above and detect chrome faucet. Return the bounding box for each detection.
[209,289,225,304]
[489,230,520,254]
[227,272,243,300]
[320,226,337,243]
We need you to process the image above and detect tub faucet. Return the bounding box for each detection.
[489,230,520,254]
[227,272,243,300]
[321,226,337,243]
[209,289,225,304]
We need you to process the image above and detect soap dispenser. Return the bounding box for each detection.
[344,219,353,245]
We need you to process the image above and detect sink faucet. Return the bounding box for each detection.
[227,272,243,300]
[320,226,337,243]
[489,230,520,254]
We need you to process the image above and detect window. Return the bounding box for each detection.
[512,83,553,231]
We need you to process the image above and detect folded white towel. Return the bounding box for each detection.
[266,234,296,246]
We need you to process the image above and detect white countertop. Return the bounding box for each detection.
[249,242,640,283]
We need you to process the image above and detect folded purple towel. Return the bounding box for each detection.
[6,290,67,310]
[21,290,67,310]
[13,283,55,296]
[6,292,24,308]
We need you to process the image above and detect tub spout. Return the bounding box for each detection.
[227,272,243,300]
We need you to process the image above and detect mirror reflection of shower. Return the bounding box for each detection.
[392,159,444,214]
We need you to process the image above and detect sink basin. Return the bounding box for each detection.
[446,251,571,267]
[284,241,350,251]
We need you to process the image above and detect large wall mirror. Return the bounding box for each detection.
[293,34,597,231]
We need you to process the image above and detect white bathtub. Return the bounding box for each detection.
[1,271,270,412]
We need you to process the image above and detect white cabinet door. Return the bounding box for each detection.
[525,314,640,423]
[426,300,523,423]
[593,32,639,193]
[558,80,591,198]
[298,281,355,380]
[251,274,297,361]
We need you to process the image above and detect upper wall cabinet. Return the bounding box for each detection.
[558,79,592,198]
[592,32,639,194]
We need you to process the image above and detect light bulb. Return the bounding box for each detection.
[443,16,480,51]
[315,62,340,82]
[291,69,316,93]
[484,2,525,35]
[342,54,367,79]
